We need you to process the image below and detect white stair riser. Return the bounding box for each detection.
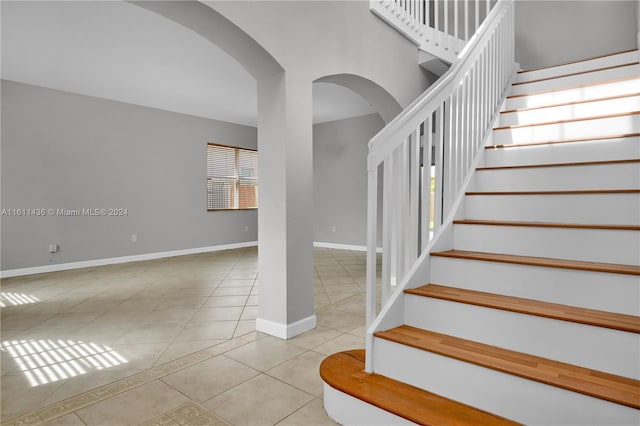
[475,163,640,191]
[505,77,640,110]
[404,295,640,378]
[465,193,640,225]
[430,256,640,315]
[499,95,640,127]
[373,339,640,426]
[484,136,640,166]
[452,225,640,265]
[509,64,640,96]
[492,115,640,146]
[515,50,639,84]
[323,383,416,426]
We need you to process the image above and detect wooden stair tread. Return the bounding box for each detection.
[430,250,640,276]
[477,158,640,171]
[513,62,640,86]
[507,75,640,99]
[319,349,519,425]
[374,326,640,409]
[501,92,640,114]
[466,189,640,196]
[405,284,640,333]
[452,219,640,231]
[485,132,640,149]
[517,49,639,74]
[493,111,640,131]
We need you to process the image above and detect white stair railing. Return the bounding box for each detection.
[371,0,497,64]
[365,0,516,330]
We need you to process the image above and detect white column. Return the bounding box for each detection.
[255,71,316,339]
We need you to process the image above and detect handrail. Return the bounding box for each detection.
[370,0,496,64]
[365,0,516,331]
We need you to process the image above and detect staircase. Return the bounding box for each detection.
[322,49,640,425]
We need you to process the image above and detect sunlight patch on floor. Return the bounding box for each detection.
[1,339,128,387]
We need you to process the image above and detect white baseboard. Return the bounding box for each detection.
[313,241,383,253]
[0,241,258,278]
[256,314,317,339]
[2,241,374,279]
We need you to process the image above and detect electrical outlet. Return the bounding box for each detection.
[331,225,336,233]
[131,234,137,242]
[244,226,249,232]
[48,244,58,253]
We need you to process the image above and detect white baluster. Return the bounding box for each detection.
[444,0,449,50]
[454,0,459,53]
[421,116,433,250]
[464,0,469,41]
[434,0,439,46]
[426,0,431,41]
[433,106,444,230]
[408,128,420,266]
[366,164,378,327]
[382,157,393,305]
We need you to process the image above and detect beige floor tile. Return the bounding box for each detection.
[288,327,342,350]
[31,313,102,330]
[65,299,123,313]
[1,374,64,421]
[218,279,255,287]
[43,412,86,426]
[203,296,248,307]
[212,287,252,297]
[239,306,258,320]
[312,332,365,356]
[1,313,56,331]
[267,351,326,396]
[276,398,338,426]
[165,401,231,426]
[154,340,224,366]
[317,310,365,332]
[232,320,256,338]
[189,307,243,322]
[41,367,145,406]
[75,380,189,426]
[224,336,306,371]
[155,297,207,311]
[138,413,180,426]
[161,355,258,402]
[173,321,237,342]
[115,324,184,344]
[202,374,313,426]
[246,295,259,306]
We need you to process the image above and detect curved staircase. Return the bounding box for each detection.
[322,49,640,425]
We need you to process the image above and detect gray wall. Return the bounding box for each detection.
[1,80,258,271]
[313,113,384,247]
[515,1,638,70]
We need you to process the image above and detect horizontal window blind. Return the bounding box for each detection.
[207,143,258,210]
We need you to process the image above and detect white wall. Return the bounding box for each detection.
[1,80,258,271]
[313,114,385,247]
[515,1,638,70]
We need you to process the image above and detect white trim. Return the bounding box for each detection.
[313,241,383,253]
[255,314,317,339]
[0,241,258,278]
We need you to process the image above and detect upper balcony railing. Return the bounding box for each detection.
[371,0,497,64]
[365,0,516,356]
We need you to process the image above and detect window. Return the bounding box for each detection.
[207,143,258,210]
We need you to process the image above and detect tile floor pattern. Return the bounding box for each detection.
[1,247,376,425]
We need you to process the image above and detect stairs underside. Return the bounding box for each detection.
[322,49,640,425]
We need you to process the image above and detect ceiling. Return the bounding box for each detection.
[1,1,377,127]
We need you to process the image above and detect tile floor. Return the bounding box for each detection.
[1,247,374,425]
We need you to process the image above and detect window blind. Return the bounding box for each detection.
[207,143,258,210]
